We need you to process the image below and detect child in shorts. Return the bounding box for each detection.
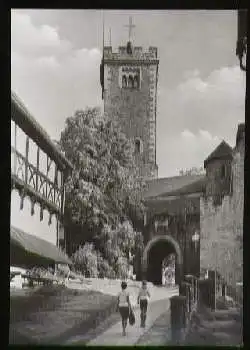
[137,280,150,327]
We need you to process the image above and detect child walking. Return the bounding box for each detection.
[117,281,131,336]
[137,280,150,327]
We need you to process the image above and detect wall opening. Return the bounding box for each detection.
[135,138,143,154]
[142,235,183,286]
[162,253,176,286]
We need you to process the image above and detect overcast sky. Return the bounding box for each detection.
[11,9,245,178]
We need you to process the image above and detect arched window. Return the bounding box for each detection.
[134,75,139,88]
[135,138,143,154]
[128,75,134,88]
[122,75,127,88]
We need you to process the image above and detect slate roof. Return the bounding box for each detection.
[162,175,207,197]
[10,226,72,265]
[144,174,205,199]
[145,196,201,216]
[204,140,233,168]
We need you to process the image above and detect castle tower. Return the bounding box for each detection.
[100,18,159,180]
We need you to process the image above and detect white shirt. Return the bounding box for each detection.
[118,290,129,307]
[138,287,150,301]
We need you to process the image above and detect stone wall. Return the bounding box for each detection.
[200,129,244,286]
[103,45,159,180]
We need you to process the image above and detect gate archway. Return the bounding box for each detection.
[142,235,183,285]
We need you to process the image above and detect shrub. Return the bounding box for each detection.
[72,243,98,278]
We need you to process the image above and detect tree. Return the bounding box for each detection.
[60,108,145,237]
[59,107,145,277]
[179,166,205,176]
[72,243,98,277]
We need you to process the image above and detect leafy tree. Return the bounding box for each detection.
[60,108,145,237]
[60,107,145,277]
[179,166,205,176]
[72,243,98,277]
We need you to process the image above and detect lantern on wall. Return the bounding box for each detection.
[236,10,247,71]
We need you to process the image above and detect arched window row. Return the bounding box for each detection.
[122,74,140,89]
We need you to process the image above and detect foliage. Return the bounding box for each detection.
[97,253,116,279]
[97,221,143,279]
[60,108,145,234]
[72,243,98,278]
[60,107,146,278]
[179,166,205,176]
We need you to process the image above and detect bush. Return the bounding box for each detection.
[97,254,116,279]
[72,243,98,278]
[114,256,130,280]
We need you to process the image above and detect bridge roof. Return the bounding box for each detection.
[144,174,204,200]
[11,91,73,172]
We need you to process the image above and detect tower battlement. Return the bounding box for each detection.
[104,44,158,61]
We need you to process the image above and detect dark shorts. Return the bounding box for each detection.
[119,306,129,320]
[140,299,148,312]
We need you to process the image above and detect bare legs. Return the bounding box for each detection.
[140,309,147,327]
[122,319,127,335]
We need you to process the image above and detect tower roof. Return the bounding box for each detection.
[204,140,233,168]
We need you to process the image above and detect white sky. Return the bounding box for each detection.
[11,9,246,178]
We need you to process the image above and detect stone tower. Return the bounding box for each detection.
[100,21,159,180]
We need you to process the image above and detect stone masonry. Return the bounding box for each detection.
[103,44,159,180]
[200,124,244,287]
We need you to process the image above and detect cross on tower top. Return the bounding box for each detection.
[124,16,136,42]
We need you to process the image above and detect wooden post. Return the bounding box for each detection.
[222,283,227,298]
[198,278,215,310]
[170,295,187,344]
[14,122,17,175]
[36,147,40,192]
[180,281,191,313]
[208,270,216,310]
[25,136,29,184]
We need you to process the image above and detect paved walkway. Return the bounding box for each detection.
[86,287,178,346]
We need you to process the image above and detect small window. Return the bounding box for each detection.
[135,139,143,154]
[221,164,226,179]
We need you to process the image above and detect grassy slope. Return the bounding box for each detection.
[9,285,116,345]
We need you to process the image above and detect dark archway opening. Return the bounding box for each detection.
[143,235,182,286]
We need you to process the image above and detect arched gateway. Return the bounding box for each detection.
[142,235,183,285]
